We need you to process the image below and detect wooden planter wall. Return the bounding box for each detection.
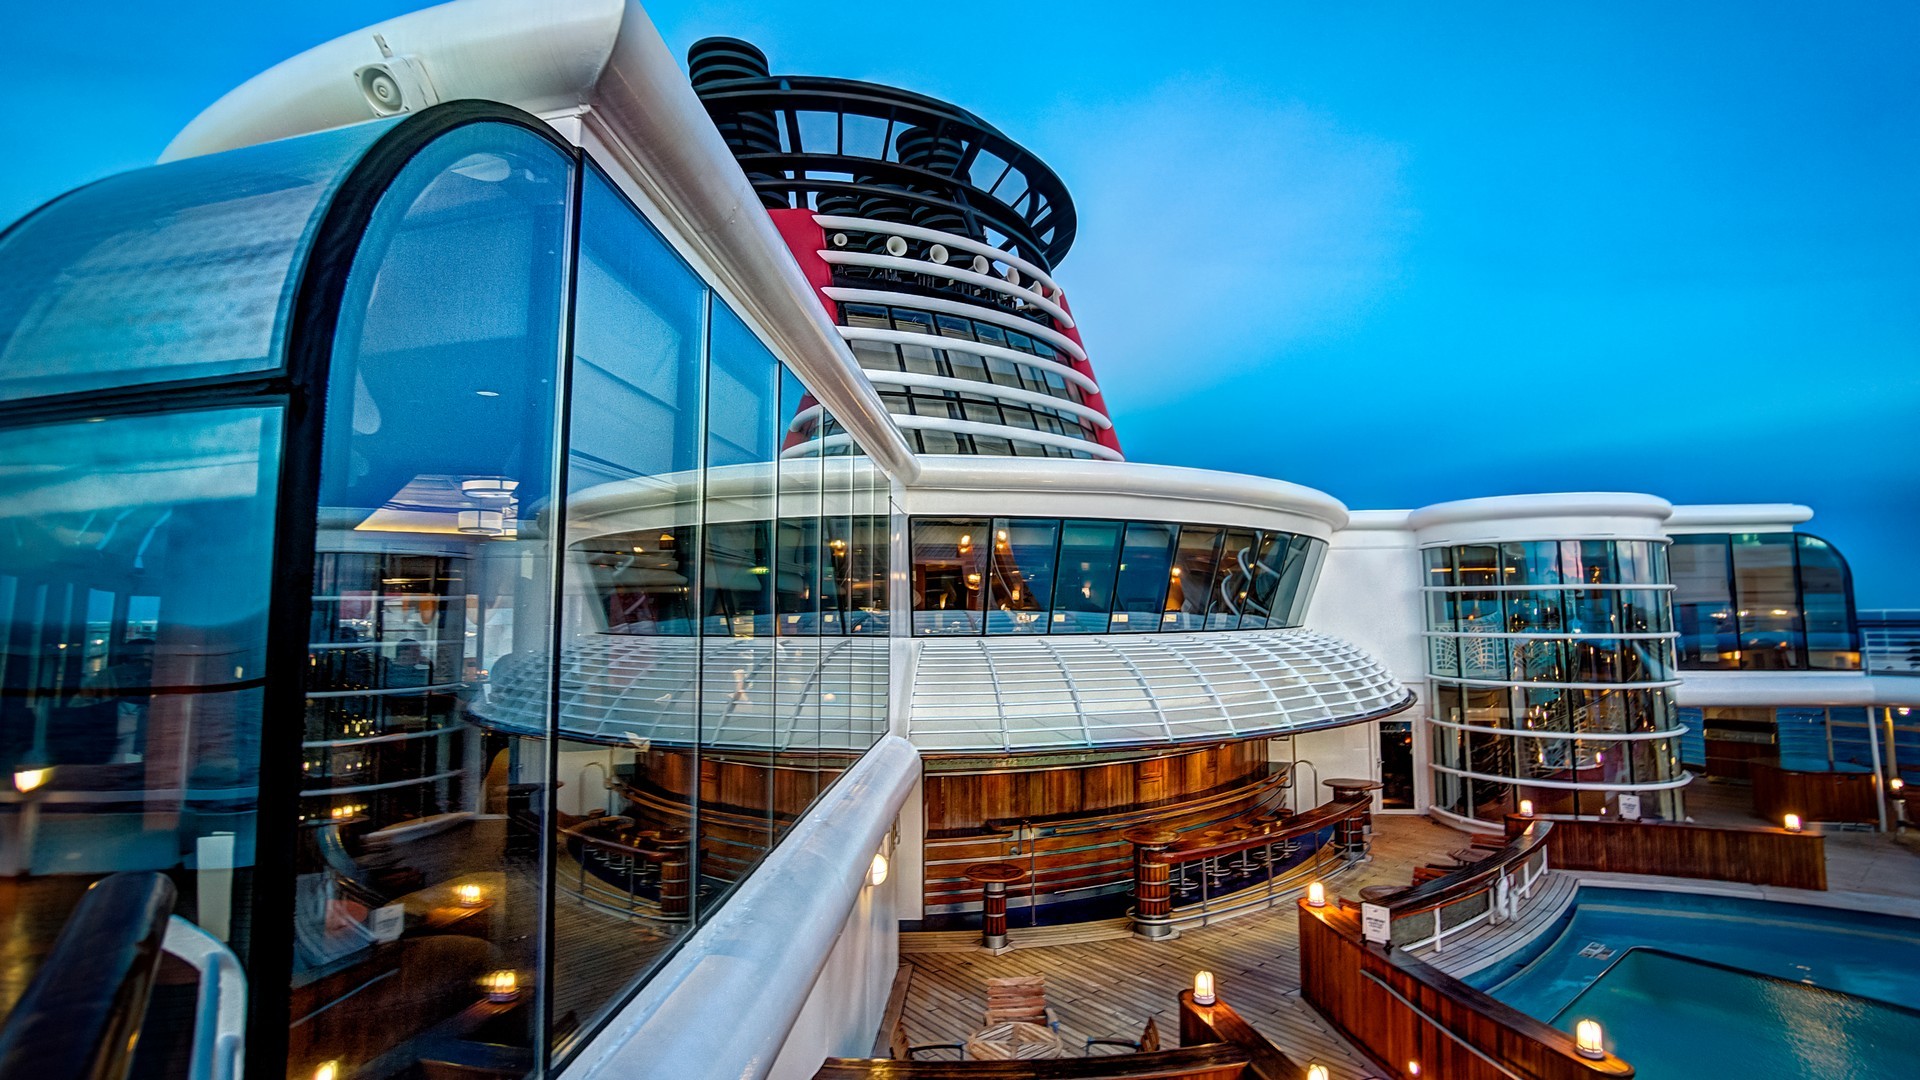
[1505,812,1826,890]
[1298,901,1634,1080]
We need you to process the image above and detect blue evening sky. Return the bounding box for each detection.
[5,2,1917,605]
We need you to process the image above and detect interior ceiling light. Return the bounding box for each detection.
[458,509,505,536]
[462,477,519,501]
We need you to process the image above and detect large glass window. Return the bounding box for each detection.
[1670,534,1736,668]
[1731,533,1803,671]
[1049,521,1123,634]
[1166,526,1224,632]
[297,122,571,1080]
[0,406,282,1018]
[551,168,707,1055]
[1111,523,1178,633]
[1797,535,1861,670]
[986,519,1059,634]
[912,519,988,634]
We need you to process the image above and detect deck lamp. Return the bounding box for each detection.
[1891,778,1906,793]
[1574,1018,1605,1059]
[12,767,49,793]
[868,851,889,887]
[1784,813,1804,833]
[314,1062,339,1080]
[1306,881,1327,908]
[1519,799,1534,817]
[455,884,484,908]
[1306,1066,1329,1080]
[482,969,520,1002]
[1192,970,1215,1006]
[1407,1063,1421,1076]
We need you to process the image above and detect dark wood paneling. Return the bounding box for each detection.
[1176,990,1300,1079]
[1299,901,1634,1080]
[1750,763,1880,825]
[1505,813,1825,890]
[923,744,1284,915]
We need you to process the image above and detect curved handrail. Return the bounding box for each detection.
[0,872,177,1080]
[1155,794,1369,868]
[1383,820,1554,917]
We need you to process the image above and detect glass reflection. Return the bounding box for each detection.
[987,519,1059,634]
[1049,521,1123,634]
[0,407,281,1017]
[551,168,706,1058]
[296,122,571,1080]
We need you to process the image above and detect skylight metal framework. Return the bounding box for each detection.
[910,629,1413,754]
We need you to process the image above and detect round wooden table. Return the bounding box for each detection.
[966,1021,1062,1060]
[964,862,1027,950]
[1323,777,1384,799]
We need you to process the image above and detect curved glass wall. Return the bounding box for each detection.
[0,109,894,1080]
[910,517,1324,637]
[1423,540,1687,823]
[1670,532,1862,671]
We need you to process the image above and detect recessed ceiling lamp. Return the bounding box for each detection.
[462,477,518,501]
[458,509,505,536]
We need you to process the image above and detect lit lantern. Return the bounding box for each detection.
[1192,970,1215,1006]
[1307,881,1327,908]
[315,1062,339,1080]
[454,884,484,908]
[1307,1066,1329,1080]
[482,970,520,1003]
[868,852,889,887]
[1519,799,1535,817]
[1783,813,1803,833]
[1574,1018,1605,1059]
[1890,777,1905,793]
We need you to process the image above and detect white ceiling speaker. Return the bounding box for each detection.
[927,243,949,265]
[885,235,909,257]
[971,254,991,274]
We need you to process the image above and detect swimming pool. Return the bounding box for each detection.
[1471,886,1920,1078]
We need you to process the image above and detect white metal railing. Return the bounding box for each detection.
[163,916,247,1080]
[1390,838,1550,954]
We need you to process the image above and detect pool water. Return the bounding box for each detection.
[1471,887,1920,1078]
[1550,949,1920,1079]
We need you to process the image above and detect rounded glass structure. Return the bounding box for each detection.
[1422,539,1688,823]
[0,102,896,1080]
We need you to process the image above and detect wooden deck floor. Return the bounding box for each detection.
[899,813,1477,1078]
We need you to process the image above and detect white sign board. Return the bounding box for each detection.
[1361,902,1391,945]
[369,902,405,943]
[1618,793,1642,821]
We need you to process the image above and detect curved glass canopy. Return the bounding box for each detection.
[0,119,396,401]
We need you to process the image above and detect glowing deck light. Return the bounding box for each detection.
[1574,1018,1605,1059]
[1306,881,1326,908]
[1192,970,1215,1005]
